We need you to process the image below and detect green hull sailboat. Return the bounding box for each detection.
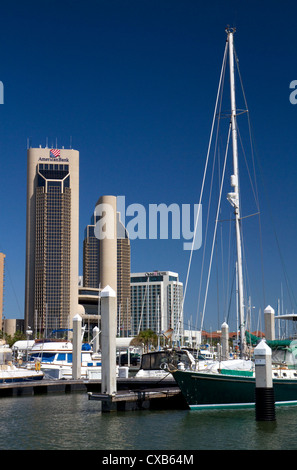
[172,27,297,411]
[172,367,297,411]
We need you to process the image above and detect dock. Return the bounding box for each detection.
[88,386,185,411]
[0,377,188,411]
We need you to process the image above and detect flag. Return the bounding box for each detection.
[50,149,60,158]
[163,328,174,339]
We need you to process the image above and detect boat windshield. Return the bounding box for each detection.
[29,352,73,363]
[141,350,192,370]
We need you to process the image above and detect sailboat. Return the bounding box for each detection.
[171,27,297,410]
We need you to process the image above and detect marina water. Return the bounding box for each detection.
[1,392,297,450]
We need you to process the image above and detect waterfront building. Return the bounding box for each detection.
[83,198,131,336]
[83,214,99,289]
[183,329,201,348]
[0,253,5,329]
[25,147,79,333]
[130,271,183,337]
[3,318,25,336]
[116,212,131,336]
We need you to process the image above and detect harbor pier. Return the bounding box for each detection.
[0,377,188,410]
[88,386,184,412]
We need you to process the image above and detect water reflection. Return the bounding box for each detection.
[0,394,296,450]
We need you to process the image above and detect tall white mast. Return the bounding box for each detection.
[226,27,246,358]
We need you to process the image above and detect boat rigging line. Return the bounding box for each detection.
[174,38,229,341]
[199,124,231,332]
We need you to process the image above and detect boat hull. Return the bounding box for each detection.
[172,370,297,410]
[0,371,44,383]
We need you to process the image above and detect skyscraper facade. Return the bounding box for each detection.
[25,147,79,333]
[116,211,131,336]
[130,271,183,337]
[83,214,100,289]
[83,200,131,335]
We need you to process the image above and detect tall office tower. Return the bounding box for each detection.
[25,147,79,333]
[0,253,5,330]
[116,212,131,336]
[83,213,100,289]
[130,271,184,337]
[83,198,131,335]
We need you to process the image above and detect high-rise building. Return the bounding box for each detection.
[130,271,183,337]
[25,147,79,333]
[116,212,131,336]
[83,199,131,335]
[83,213,100,289]
[0,253,5,330]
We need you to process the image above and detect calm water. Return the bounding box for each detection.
[0,392,296,450]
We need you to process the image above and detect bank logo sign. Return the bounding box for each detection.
[50,149,61,158]
[38,149,69,163]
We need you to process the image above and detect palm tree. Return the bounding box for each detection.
[131,329,158,352]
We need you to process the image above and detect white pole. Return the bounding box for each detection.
[72,314,82,380]
[101,285,117,396]
[264,305,275,341]
[221,322,229,361]
[227,27,246,358]
[92,326,100,354]
[254,339,275,421]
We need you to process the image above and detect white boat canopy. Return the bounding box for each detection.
[275,315,297,322]
[12,340,35,351]
[116,337,135,348]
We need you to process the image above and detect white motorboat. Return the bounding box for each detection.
[0,343,44,383]
[27,339,110,379]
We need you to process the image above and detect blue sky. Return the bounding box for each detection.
[1,0,297,334]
